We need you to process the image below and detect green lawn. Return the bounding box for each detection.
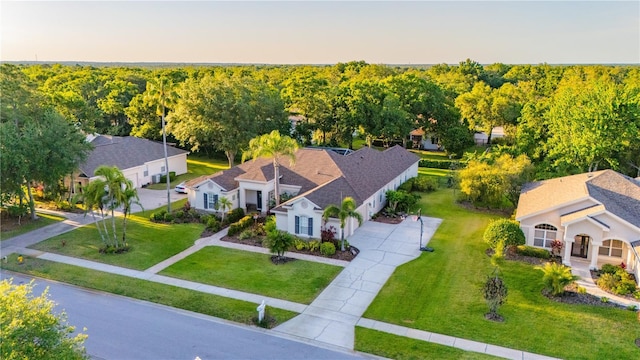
[29,210,204,271]
[146,155,229,190]
[1,212,66,241]
[409,149,451,160]
[356,328,500,360]
[359,189,640,359]
[0,254,297,327]
[160,247,343,304]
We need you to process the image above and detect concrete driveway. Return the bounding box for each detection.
[131,188,188,213]
[274,216,442,349]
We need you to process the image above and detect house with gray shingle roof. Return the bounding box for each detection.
[185,146,419,238]
[75,135,188,189]
[516,170,640,281]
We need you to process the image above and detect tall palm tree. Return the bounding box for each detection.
[77,179,109,246]
[94,165,128,248]
[121,180,142,245]
[322,197,363,251]
[144,76,177,212]
[242,130,299,207]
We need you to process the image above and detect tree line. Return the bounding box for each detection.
[2,60,639,209]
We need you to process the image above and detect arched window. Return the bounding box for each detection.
[534,224,557,248]
[599,240,623,257]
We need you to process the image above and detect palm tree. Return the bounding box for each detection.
[144,76,177,212]
[217,197,233,222]
[121,181,142,245]
[242,130,299,207]
[77,179,109,246]
[94,165,128,248]
[322,197,363,251]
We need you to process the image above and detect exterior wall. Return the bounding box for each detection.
[142,154,188,186]
[519,198,596,247]
[189,180,227,212]
[279,198,322,239]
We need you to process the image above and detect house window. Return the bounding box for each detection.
[533,224,557,248]
[599,240,623,257]
[379,192,383,203]
[161,166,166,173]
[203,193,218,210]
[295,215,313,236]
[143,168,149,177]
[232,194,236,201]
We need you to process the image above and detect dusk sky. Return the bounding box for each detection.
[2,1,638,64]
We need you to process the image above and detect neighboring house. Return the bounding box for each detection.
[409,128,440,150]
[473,126,505,145]
[515,170,640,281]
[71,135,189,192]
[186,146,419,238]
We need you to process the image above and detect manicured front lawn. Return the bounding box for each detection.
[29,211,204,271]
[146,155,228,190]
[360,189,640,359]
[410,149,451,160]
[160,247,342,304]
[1,212,66,240]
[356,328,500,360]
[0,254,297,327]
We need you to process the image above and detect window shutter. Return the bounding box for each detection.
[203,193,208,209]
[308,217,313,236]
[295,216,300,234]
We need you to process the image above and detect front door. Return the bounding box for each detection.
[256,191,262,211]
[571,235,590,258]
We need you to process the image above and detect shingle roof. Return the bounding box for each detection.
[199,145,419,211]
[79,135,188,177]
[517,170,640,228]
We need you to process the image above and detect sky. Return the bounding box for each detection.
[1,1,639,65]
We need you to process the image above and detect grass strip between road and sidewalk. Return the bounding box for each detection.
[1,212,66,241]
[1,254,297,328]
[160,247,343,305]
[355,327,501,360]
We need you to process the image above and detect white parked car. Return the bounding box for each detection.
[174,182,187,194]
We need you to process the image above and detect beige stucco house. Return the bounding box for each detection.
[185,146,419,238]
[516,170,640,281]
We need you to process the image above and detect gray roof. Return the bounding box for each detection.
[79,135,189,177]
[195,145,419,211]
[517,170,640,228]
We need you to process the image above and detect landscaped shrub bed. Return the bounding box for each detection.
[594,264,640,298]
[149,202,249,236]
[418,159,465,169]
[515,245,551,259]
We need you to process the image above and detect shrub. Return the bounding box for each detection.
[600,263,619,275]
[577,286,587,294]
[182,201,191,212]
[263,229,295,260]
[597,269,638,296]
[293,238,308,251]
[536,262,578,296]
[159,171,176,183]
[150,209,167,222]
[398,178,414,192]
[174,210,184,219]
[412,177,438,192]
[320,242,336,257]
[483,219,525,252]
[418,159,462,169]
[227,208,245,224]
[516,245,551,259]
[308,240,320,252]
[6,203,29,218]
[163,212,175,222]
[321,226,337,243]
[239,229,257,240]
[206,218,221,232]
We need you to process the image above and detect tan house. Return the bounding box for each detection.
[516,170,640,281]
[185,146,420,238]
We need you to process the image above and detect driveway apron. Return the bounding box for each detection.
[273,217,442,349]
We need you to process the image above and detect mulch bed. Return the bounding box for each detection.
[220,234,359,262]
[372,214,406,225]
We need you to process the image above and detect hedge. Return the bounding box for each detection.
[227,215,254,236]
[418,159,465,169]
[516,245,551,259]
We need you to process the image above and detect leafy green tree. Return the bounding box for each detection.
[536,262,579,296]
[0,279,88,360]
[458,154,533,209]
[242,130,299,207]
[322,197,363,251]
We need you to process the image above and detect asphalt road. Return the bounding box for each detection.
[2,272,367,360]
